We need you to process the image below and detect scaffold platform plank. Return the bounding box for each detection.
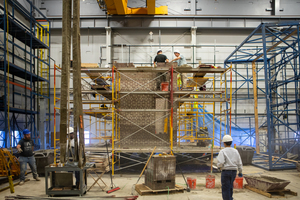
[85,146,221,154]
[76,90,225,95]
[72,67,226,73]
[135,184,184,196]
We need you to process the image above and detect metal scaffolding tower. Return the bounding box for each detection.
[74,64,231,174]
[0,0,51,148]
[225,21,300,170]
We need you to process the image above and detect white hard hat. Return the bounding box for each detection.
[67,127,74,134]
[174,49,180,54]
[222,135,233,143]
[157,49,162,53]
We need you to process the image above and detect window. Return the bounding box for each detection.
[84,131,90,144]
[12,131,21,147]
[0,131,4,147]
[295,132,299,142]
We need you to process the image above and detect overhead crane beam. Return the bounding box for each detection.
[103,0,167,15]
[113,0,128,15]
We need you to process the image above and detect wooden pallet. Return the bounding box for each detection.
[245,184,298,198]
[135,184,184,196]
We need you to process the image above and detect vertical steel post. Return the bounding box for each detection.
[252,62,259,153]
[211,77,215,173]
[112,67,115,175]
[29,2,34,141]
[225,71,228,135]
[296,25,300,140]
[230,66,232,136]
[48,23,51,147]
[3,0,8,147]
[220,74,222,148]
[170,65,174,150]
[53,64,57,163]
[262,25,273,169]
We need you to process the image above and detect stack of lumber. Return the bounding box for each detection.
[86,153,109,172]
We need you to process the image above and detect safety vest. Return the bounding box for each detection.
[193,95,198,108]
[177,74,182,87]
[193,88,199,108]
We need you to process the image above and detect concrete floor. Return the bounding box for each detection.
[1,165,299,200]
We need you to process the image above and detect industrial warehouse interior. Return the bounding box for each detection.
[0,0,300,199]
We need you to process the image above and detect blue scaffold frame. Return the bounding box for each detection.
[224,21,300,170]
[0,0,51,148]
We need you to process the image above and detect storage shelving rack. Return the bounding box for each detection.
[224,21,300,170]
[0,0,50,148]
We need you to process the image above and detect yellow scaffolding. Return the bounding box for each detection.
[178,77,216,146]
[53,64,61,164]
[88,93,113,142]
[79,65,230,175]
[37,23,50,96]
[177,68,232,149]
[219,66,232,147]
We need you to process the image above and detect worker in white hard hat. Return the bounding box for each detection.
[67,127,80,188]
[217,135,243,200]
[67,127,75,150]
[171,50,187,67]
[153,49,169,66]
[172,50,188,89]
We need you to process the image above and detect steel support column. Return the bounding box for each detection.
[262,25,273,170]
[106,27,112,67]
[191,26,197,68]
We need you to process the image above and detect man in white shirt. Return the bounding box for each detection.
[171,50,187,67]
[217,135,243,200]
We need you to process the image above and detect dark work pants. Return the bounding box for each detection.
[69,147,80,185]
[221,170,237,200]
[75,171,80,185]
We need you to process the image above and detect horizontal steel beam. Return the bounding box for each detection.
[69,100,112,104]
[71,90,111,94]
[174,91,224,95]
[118,109,169,112]
[49,16,300,29]
[74,90,224,95]
[70,109,112,113]
[71,67,226,73]
[119,91,168,95]
[176,98,227,102]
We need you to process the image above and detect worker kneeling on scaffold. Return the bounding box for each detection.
[16,129,40,185]
[217,135,243,200]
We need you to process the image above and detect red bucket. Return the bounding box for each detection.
[187,177,196,189]
[161,82,169,91]
[206,174,215,189]
[233,176,243,189]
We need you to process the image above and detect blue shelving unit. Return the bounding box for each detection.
[0,0,50,148]
[224,21,300,170]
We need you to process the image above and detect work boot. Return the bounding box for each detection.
[34,177,40,181]
[19,180,24,185]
